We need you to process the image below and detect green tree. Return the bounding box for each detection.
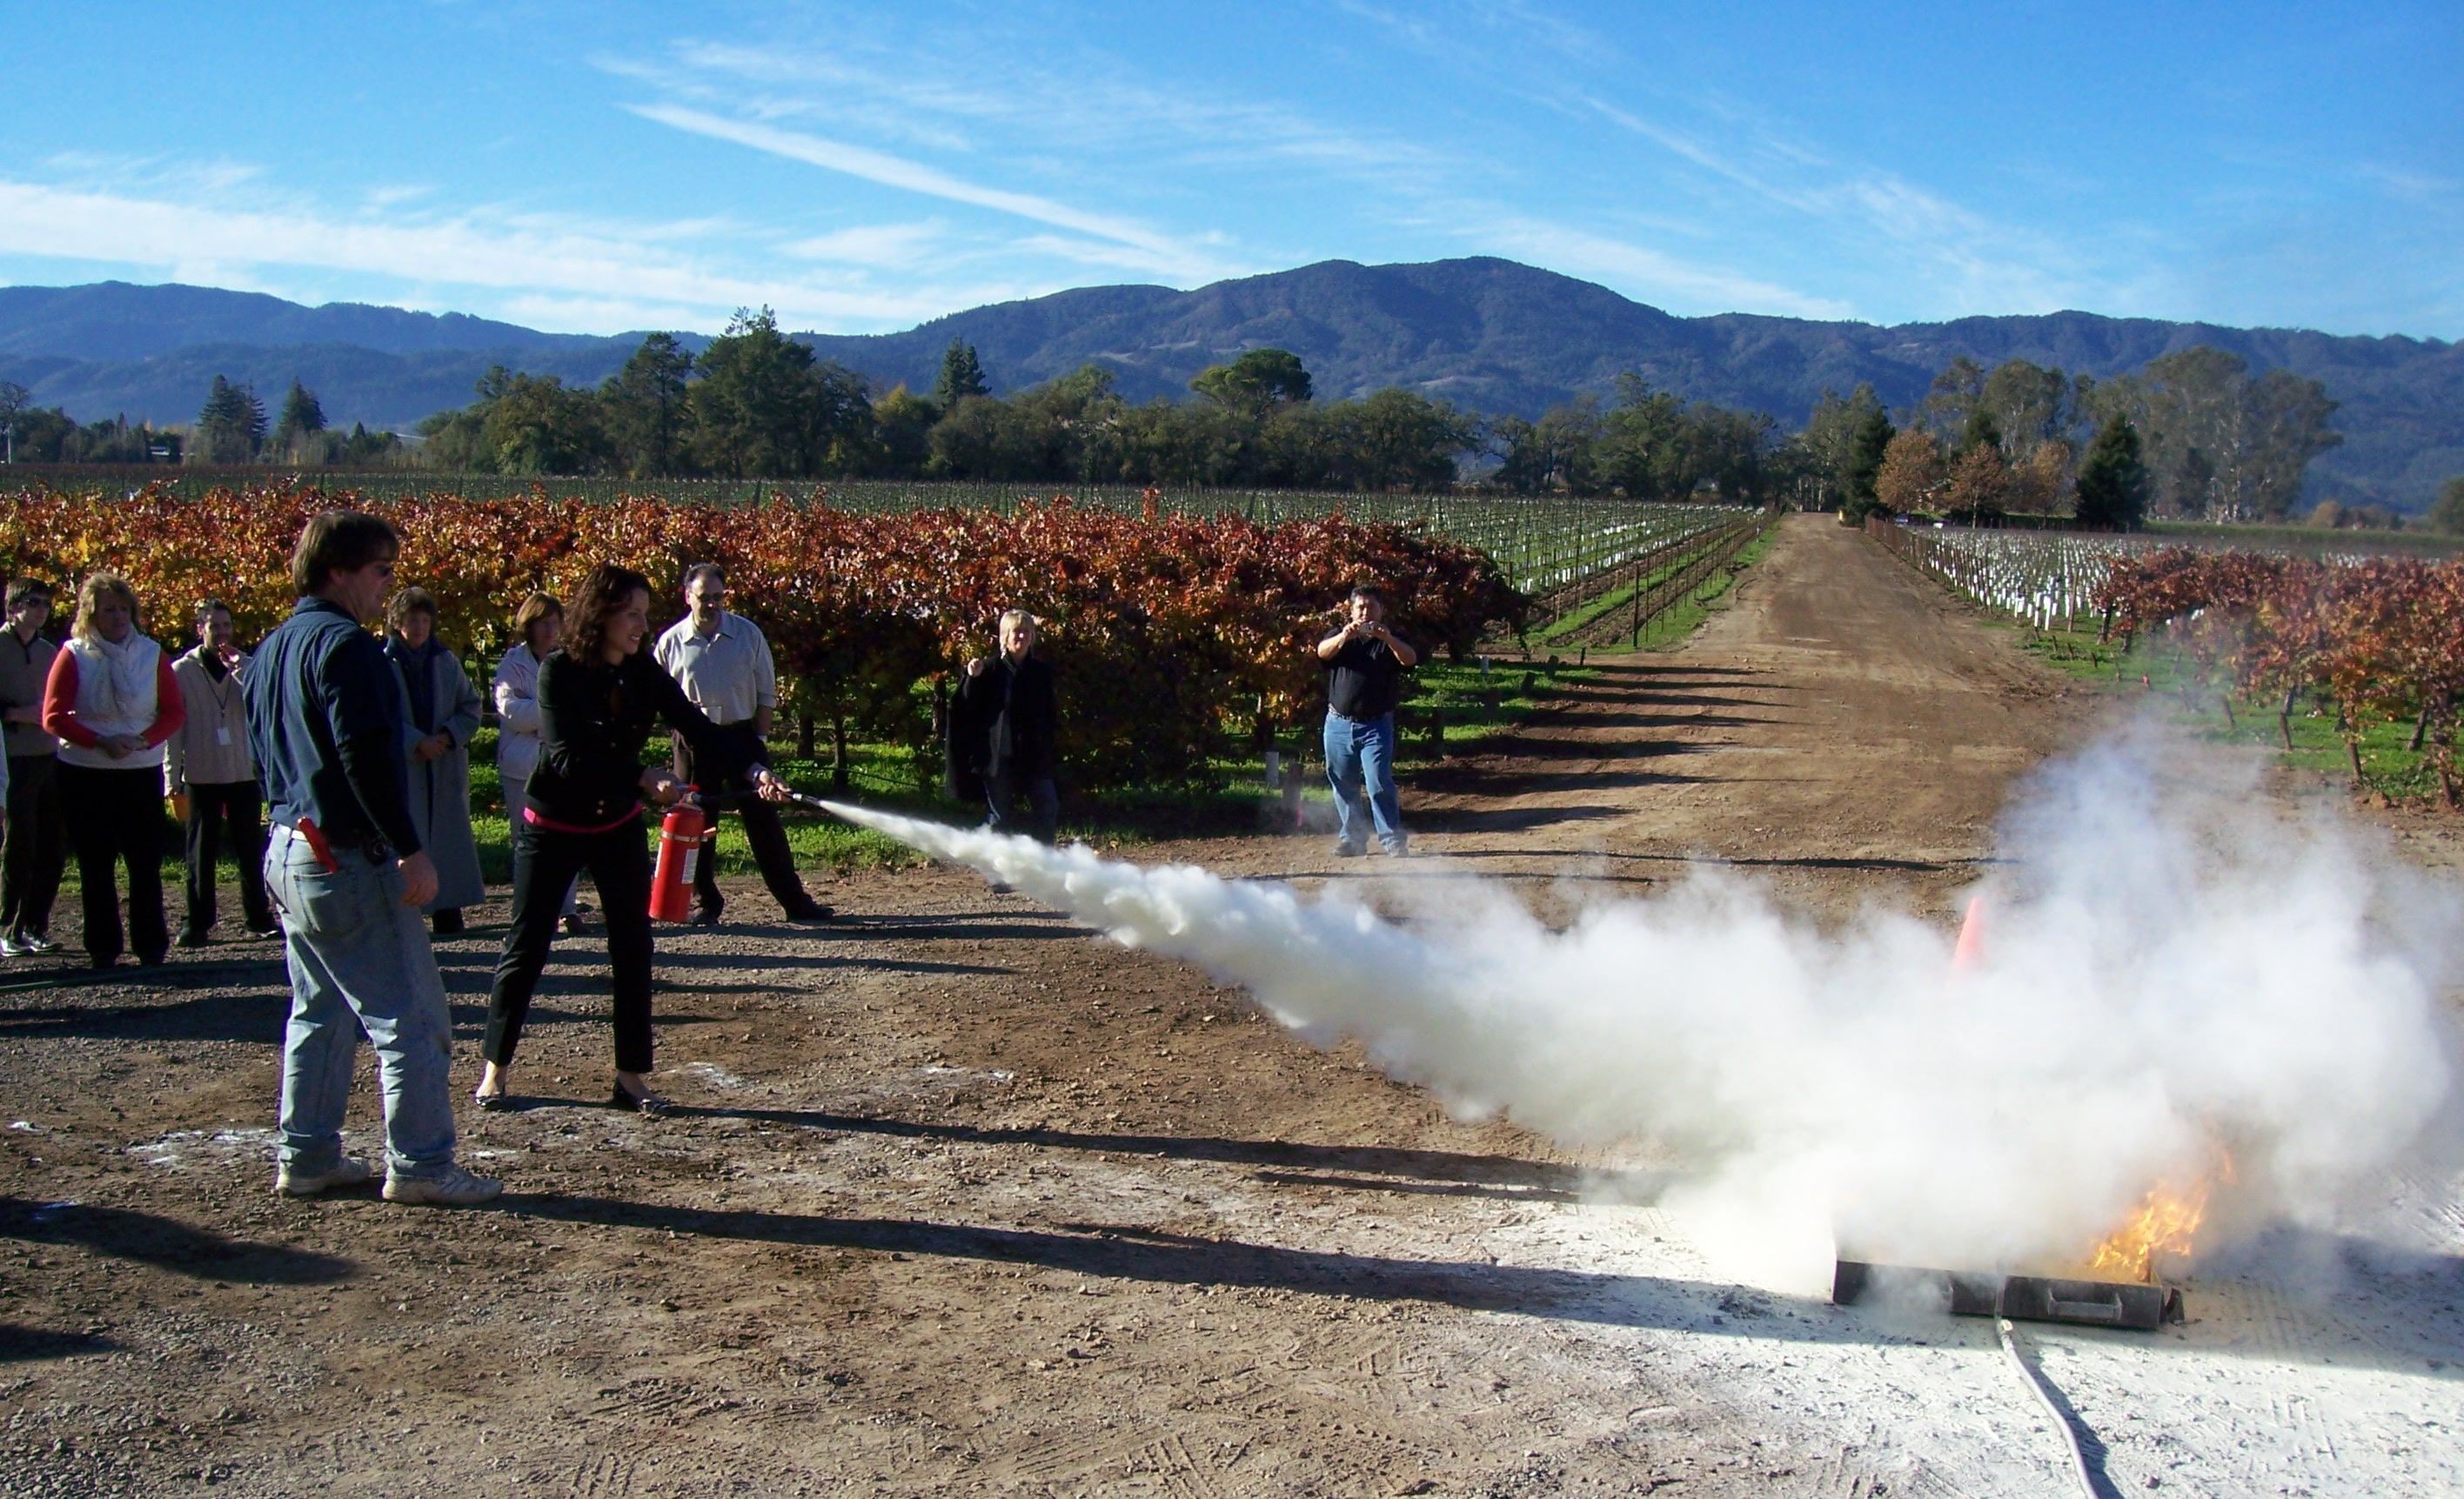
[334,422,398,465]
[932,338,989,409]
[416,403,489,470]
[923,394,1012,479]
[1845,402,1895,517]
[2092,348,2340,522]
[1329,389,1473,491]
[1190,347,1312,414]
[415,365,606,474]
[690,307,874,478]
[2073,416,2149,530]
[10,406,78,462]
[867,385,938,478]
[270,379,326,457]
[195,375,268,463]
[1794,383,1888,511]
[2243,367,2342,521]
[2427,475,2464,535]
[1977,358,2072,458]
[600,332,696,478]
[1595,376,1688,499]
[1958,404,2004,458]
[1921,356,1985,440]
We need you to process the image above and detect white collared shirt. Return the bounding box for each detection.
[653,609,777,726]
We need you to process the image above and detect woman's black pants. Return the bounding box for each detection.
[57,762,170,965]
[484,813,656,1073]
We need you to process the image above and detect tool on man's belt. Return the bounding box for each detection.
[293,816,341,874]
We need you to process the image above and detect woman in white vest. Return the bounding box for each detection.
[39,572,185,968]
[492,592,579,932]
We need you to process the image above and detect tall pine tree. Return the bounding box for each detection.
[196,375,268,463]
[601,332,696,478]
[932,338,988,409]
[2074,416,2150,530]
[271,379,326,457]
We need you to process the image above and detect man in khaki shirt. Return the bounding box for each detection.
[652,564,830,925]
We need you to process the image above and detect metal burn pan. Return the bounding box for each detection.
[1832,1259,2183,1331]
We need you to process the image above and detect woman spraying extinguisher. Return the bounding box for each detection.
[474,564,792,1115]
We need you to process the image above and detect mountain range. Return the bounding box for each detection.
[3,260,2456,510]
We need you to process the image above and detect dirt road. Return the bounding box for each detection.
[3,516,2455,1496]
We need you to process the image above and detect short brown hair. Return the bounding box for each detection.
[291,510,399,596]
[70,572,141,644]
[386,586,439,632]
[566,564,652,664]
[6,578,53,612]
[512,591,562,643]
[194,598,231,625]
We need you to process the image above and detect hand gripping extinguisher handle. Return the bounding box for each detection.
[648,786,710,923]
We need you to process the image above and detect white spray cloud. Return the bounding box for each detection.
[821,730,2462,1286]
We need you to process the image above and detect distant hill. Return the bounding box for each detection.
[3,263,2456,509]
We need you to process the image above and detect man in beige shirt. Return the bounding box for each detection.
[653,564,829,925]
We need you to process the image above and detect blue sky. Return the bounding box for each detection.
[3,1,2458,338]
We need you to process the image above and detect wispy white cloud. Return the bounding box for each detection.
[782,220,947,267]
[2357,162,2462,209]
[0,176,1028,334]
[636,36,1448,184]
[1572,92,2103,317]
[1327,1,2124,322]
[362,184,435,211]
[624,104,1242,283]
[1475,218,1857,320]
[1006,232,1203,281]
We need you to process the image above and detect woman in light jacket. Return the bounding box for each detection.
[384,588,485,935]
[492,592,579,932]
[39,572,184,968]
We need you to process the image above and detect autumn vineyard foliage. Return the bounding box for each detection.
[2092,547,2464,801]
[0,483,1526,789]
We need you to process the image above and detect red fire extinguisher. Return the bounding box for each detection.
[648,789,708,923]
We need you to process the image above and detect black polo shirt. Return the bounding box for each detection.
[1326,635,1411,721]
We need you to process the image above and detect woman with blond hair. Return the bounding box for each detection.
[40,572,185,968]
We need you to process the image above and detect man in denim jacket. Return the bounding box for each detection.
[244,511,500,1207]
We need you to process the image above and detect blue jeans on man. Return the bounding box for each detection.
[265,824,459,1181]
[1323,709,1406,854]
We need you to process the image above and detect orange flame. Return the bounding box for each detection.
[2087,1182,2209,1282]
[2086,1151,2234,1282]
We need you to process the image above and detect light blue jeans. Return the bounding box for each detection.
[265,824,459,1179]
[1323,709,1407,853]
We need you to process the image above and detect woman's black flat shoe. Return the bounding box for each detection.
[610,1084,672,1117]
[473,1088,512,1112]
